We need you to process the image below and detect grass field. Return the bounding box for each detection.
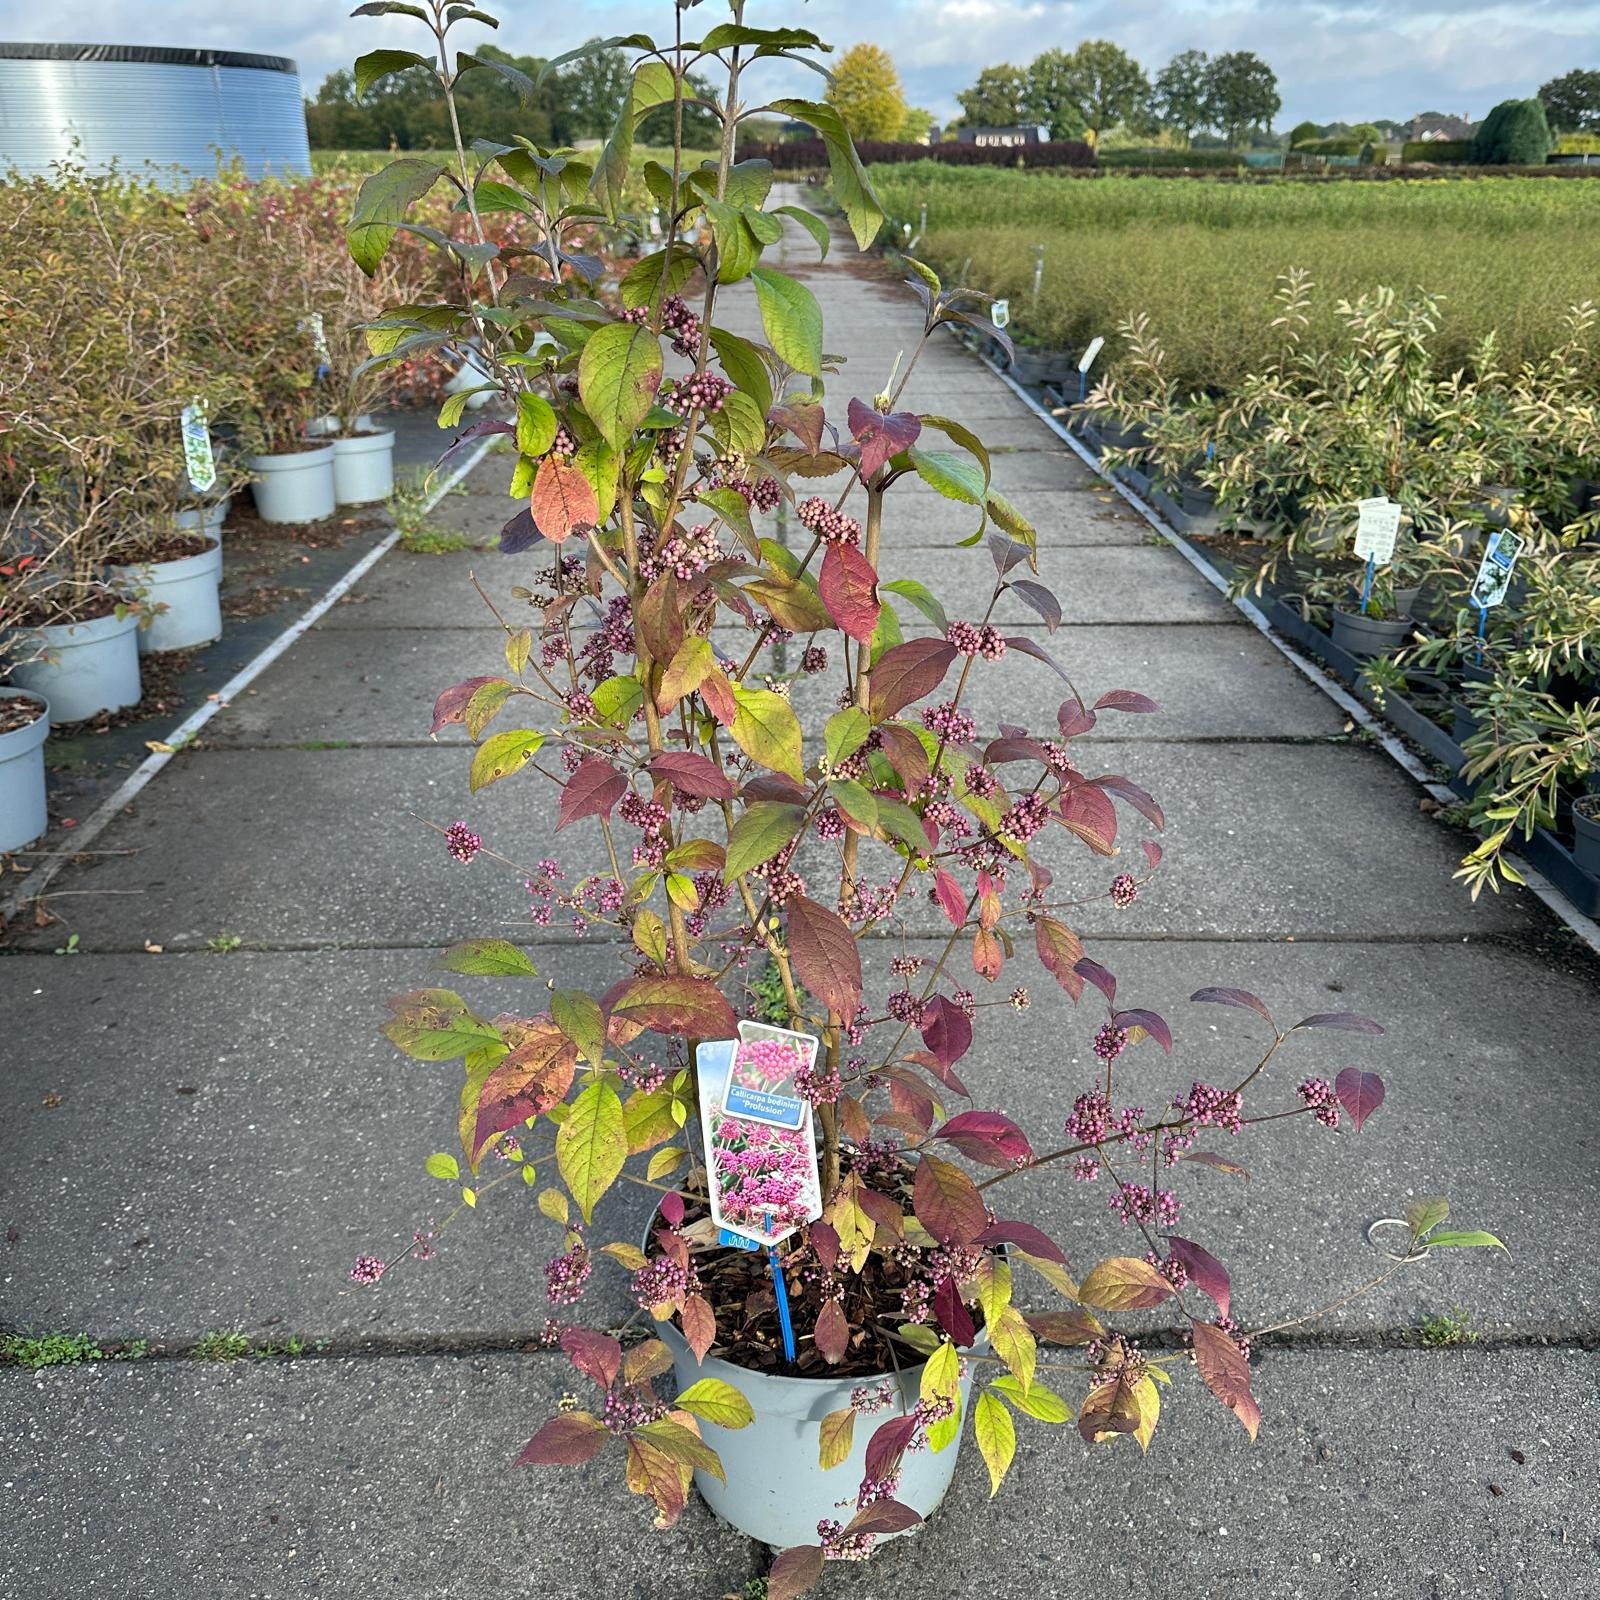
[869,163,1600,390]
[310,146,721,177]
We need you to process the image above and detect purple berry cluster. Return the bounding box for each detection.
[796,496,862,547]
[445,820,481,864]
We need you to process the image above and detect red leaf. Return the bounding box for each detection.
[933,1110,1033,1168]
[1165,1235,1231,1318]
[602,975,737,1042]
[814,1298,849,1364]
[932,868,968,928]
[847,396,921,478]
[868,638,957,721]
[557,757,629,831]
[931,1274,976,1345]
[769,397,825,454]
[1034,916,1084,999]
[1297,1012,1386,1035]
[1008,579,1061,631]
[1005,635,1074,686]
[785,895,862,1019]
[742,772,809,804]
[1057,700,1097,738]
[430,676,496,737]
[1058,783,1118,854]
[1025,1309,1103,1345]
[864,1413,920,1483]
[561,1327,622,1389]
[1094,689,1160,714]
[975,1219,1071,1268]
[659,1191,685,1227]
[1182,1150,1252,1180]
[648,751,735,801]
[1334,1068,1386,1131]
[846,1497,924,1536]
[515,1411,608,1466]
[1114,1007,1173,1054]
[809,1219,840,1271]
[1074,957,1117,1006]
[635,570,685,666]
[767,1545,825,1600]
[878,724,931,795]
[983,734,1050,766]
[1191,1322,1260,1440]
[1141,839,1164,869]
[472,1017,578,1161]
[914,1153,986,1246]
[971,926,1003,982]
[531,456,599,543]
[1093,773,1166,831]
[1190,987,1276,1028]
[681,1294,716,1362]
[819,543,881,643]
[699,665,736,726]
[919,994,973,1069]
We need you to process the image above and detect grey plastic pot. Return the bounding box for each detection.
[1329,606,1412,661]
[176,497,229,535]
[332,428,396,506]
[0,688,50,853]
[109,536,223,654]
[247,443,336,524]
[1573,796,1600,877]
[657,1315,979,1548]
[9,609,141,724]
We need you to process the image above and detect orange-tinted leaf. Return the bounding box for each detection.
[531,455,599,543]
[785,895,862,1019]
[515,1410,607,1466]
[1191,1321,1261,1439]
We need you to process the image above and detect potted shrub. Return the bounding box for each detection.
[314,254,401,507]
[0,686,50,855]
[1574,790,1600,875]
[344,5,1504,1584]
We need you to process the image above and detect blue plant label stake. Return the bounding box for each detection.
[1352,497,1401,612]
[768,1238,798,1363]
[181,401,216,494]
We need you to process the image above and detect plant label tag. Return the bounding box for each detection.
[1470,528,1525,609]
[1353,497,1401,562]
[697,1034,822,1250]
[990,299,1010,330]
[717,1227,761,1252]
[181,401,216,494]
[1079,336,1105,374]
[300,311,331,368]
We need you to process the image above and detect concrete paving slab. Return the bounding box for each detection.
[0,1348,1593,1598]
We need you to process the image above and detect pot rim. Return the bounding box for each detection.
[248,442,337,469]
[22,606,139,641]
[0,685,51,748]
[108,533,222,581]
[330,428,397,449]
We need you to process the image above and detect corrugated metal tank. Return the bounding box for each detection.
[0,43,310,183]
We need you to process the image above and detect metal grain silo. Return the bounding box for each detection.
[0,43,311,184]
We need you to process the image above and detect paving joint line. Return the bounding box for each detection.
[965,341,1600,960]
[0,437,500,929]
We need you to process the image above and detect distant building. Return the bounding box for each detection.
[1409,112,1474,142]
[956,125,1048,147]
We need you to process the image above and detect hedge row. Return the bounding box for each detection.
[1402,139,1473,164]
[1097,147,1243,170]
[741,138,1096,170]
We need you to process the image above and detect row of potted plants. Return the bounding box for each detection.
[1068,281,1599,905]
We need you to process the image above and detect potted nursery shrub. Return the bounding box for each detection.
[0,687,50,855]
[1574,790,1600,875]
[312,253,401,507]
[343,5,1505,1587]
[106,522,223,655]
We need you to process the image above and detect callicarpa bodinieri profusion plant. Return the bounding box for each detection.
[344,2,1503,1590]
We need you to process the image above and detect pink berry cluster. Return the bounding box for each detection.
[544,1229,592,1305]
[659,293,703,357]
[794,1057,843,1106]
[732,1036,806,1090]
[816,1518,878,1561]
[663,371,734,414]
[1093,1021,1127,1063]
[1297,1077,1341,1128]
[1109,1180,1181,1227]
[444,821,481,864]
[631,1253,697,1311]
[796,496,862,547]
[946,619,1006,660]
[1174,1081,1244,1134]
[639,521,724,584]
[921,700,976,744]
[1000,793,1050,843]
[602,1385,667,1435]
[349,1254,385,1286]
[1110,872,1139,909]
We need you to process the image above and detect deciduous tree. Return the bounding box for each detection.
[1152,49,1210,143]
[826,43,908,142]
[1202,51,1280,149]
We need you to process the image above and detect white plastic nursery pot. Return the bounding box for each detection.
[109,536,223,654]
[332,428,396,506]
[657,1316,978,1548]
[247,442,336,524]
[0,688,50,853]
[9,608,141,724]
[176,496,229,535]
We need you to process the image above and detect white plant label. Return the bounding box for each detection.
[181,401,216,494]
[1470,528,1525,609]
[1352,497,1401,562]
[696,1030,822,1250]
[990,298,1010,330]
[1079,335,1105,374]
[300,311,331,365]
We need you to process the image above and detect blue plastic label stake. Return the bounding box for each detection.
[766,1212,797,1363]
[1360,555,1375,614]
[1474,600,1487,666]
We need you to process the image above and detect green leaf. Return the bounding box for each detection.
[819,1406,855,1469]
[592,674,644,726]
[709,328,773,416]
[578,323,664,453]
[571,439,619,523]
[919,1339,962,1452]
[729,686,805,782]
[774,205,829,259]
[556,1080,627,1223]
[438,938,538,978]
[724,801,807,881]
[769,98,884,250]
[1424,1230,1509,1252]
[632,1417,726,1482]
[469,729,545,793]
[719,158,776,209]
[896,1322,941,1355]
[824,707,870,768]
[347,159,445,276]
[973,1389,1016,1496]
[909,447,986,505]
[708,389,768,458]
[592,59,676,220]
[1406,1196,1450,1239]
[699,485,754,548]
[880,578,948,631]
[751,268,823,378]
[424,1151,460,1181]
[551,988,607,1066]
[706,199,762,283]
[353,48,435,100]
[437,385,492,429]
[455,51,536,104]
[990,1374,1072,1423]
[827,778,877,831]
[383,989,504,1062]
[674,1378,755,1429]
[620,249,699,310]
[516,392,558,458]
[920,415,991,488]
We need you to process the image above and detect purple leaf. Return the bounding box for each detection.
[1182,1150,1252,1180]
[556,757,629,831]
[983,735,1050,765]
[846,1498,923,1537]
[1113,1007,1172,1054]
[1190,987,1277,1028]
[1056,700,1097,738]
[429,675,497,737]
[932,1110,1033,1168]
[1164,1235,1231,1317]
[436,417,513,475]
[1141,839,1164,869]
[867,638,958,721]
[499,507,539,553]
[1093,689,1160,714]
[919,994,973,1068]
[864,1413,920,1482]
[1295,1012,1386,1035]
[515,1411,608,1467]
[1092,773,1166,831]
[647,750,735,801]
[847,397,921,479]
[975,1219,1071,1269]
[768,398,825,455]
[819,542,881,644]
[659,1191,685,1227]
[1005,636,1074,687]
[987,531,1031,575]
[931,1273,976,1345]
[1074,957,1117,1006]
[1334,1068,1385,1131]
[1008,579,1061,631]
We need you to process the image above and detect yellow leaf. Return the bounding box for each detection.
[919,1339,962,1452]
[973,1389,1016,1496]
[1131,1373,1160,1453]
[818,1406,856,1469]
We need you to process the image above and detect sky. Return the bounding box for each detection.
[1,0,1595,127]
